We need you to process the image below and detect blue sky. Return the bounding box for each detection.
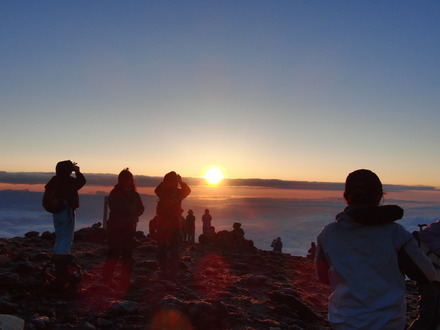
[1,1,439,186]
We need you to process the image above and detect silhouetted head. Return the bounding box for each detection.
[163,171,178,184]
[56,160,74,177]
[188,209,193,214]
[117,168,135,191]
[344,169,383,206]
[205,209,209,214]
[233,222,241,229]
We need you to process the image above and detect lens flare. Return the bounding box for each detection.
[150,310,192,329]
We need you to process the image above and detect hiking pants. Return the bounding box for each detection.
[156,228,180,279]
[53,208,75,254]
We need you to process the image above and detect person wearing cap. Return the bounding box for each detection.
[154,171,191,280]
[315,169,436,329]
[103,169,144,285]
[185,209,196,243]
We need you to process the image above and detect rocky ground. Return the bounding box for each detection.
[0,225,420,329]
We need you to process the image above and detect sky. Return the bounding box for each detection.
[1,1,440,187]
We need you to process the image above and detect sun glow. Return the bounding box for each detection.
[204,167,224,184]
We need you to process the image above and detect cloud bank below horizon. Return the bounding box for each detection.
[0,171,436,192]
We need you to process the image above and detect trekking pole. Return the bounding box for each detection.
[103,196,109,229]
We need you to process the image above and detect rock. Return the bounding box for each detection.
[110,301,140,315]
[41,231,55,240]
[0,272,19,290]
[91,222,102,229]
[96,318,112,327]
[0,314,25,330]
[13,260,38,274]
[135,260,158,270]
[80,321,96,329]
[0,299,18,314]
[0,255,11,266]
[24,231,39,238]
[31,315,51,328]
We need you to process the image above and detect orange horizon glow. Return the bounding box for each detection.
[2,183,440,203]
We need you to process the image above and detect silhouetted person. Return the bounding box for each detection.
[202,208,212,235]
[232,222,244,238]
[408,221,440,329]
[43,160,86,287]
[306,242,316,259]
[271,237,283,253]
[102,169,144,285]
[316,169,436,329]
[231,222,245,248]
[155,171,191,280]
[185,209,196,243]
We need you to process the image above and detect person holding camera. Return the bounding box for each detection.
[43,160,86,286]
[154,171,191,281]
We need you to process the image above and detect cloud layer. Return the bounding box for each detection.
[0,171,436,192]
[1,188,439,257]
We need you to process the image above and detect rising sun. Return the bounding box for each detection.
[204,167,224,184]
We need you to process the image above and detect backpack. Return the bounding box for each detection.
[42,179,65,214]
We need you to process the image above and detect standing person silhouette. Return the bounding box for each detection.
[271,237,283,253]
[202,209,212,235]
[185,209,196,243]
[315,169,436,329]
[43,160,86,286]
[155,171,191,280]
[102,169,144,286]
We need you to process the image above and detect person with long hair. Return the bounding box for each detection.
[315,169,436,329]
[103,168,144,285]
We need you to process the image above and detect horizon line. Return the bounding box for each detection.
[0,171,436,192]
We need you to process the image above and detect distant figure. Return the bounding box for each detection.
[185,209,196,243]
[271,237,283,253]
[315,169,436,329]
[306,242,316,260]
[202,209,212,235]
[231,222,245,248]
[232,222,245,238]
[102,169,144,285]
[43,160,86,286]
[408,221,440,329]
[155,171,191,280]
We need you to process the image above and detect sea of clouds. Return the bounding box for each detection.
[1,189,439,257]
[1,172,439,256]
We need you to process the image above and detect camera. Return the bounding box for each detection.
[72,162,79,172]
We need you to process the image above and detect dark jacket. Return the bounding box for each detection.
[108,187,144,223]
[45,172,86,211]
[155,181,191,220]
